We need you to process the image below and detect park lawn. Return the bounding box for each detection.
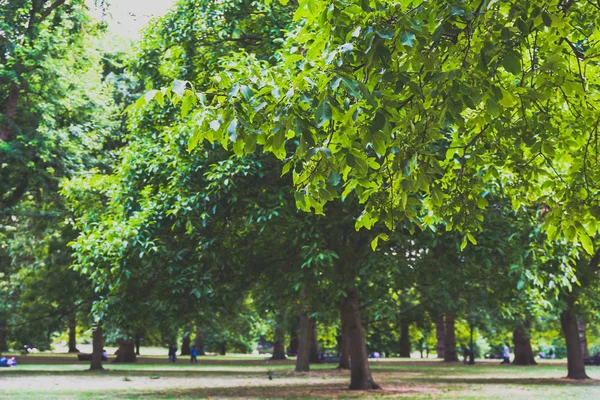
[1,357,600,399]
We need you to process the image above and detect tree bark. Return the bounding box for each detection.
[561,298,589,379]
[309,317,320,363]
[134,336,141,355]
[271,312,287,360]
[90,324,104,371]
[338,303,351,370]
[0,82,20,142]
[194,328,205,355]
[181,335,191,356]
[0,319,8,352]
[512,324,536,365]
[295,311,311,372]
[399,321,411,358]
[435,315,445,358]
[68,313,79,353]
[114,339,136,363]
[444,312,458,362]
[578,318,589,358]
[343,289,380,390]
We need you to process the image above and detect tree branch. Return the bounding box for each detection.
[39,0,67,23]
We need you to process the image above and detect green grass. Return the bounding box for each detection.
[2,356,600,399]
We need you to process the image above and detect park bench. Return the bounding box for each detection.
[584,354,600,365]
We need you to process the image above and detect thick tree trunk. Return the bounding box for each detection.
[399,321,411,358]
[435,315,445,359]
[114,339,136,363]
[444,312,458,362]
[181,335,191,356]
[561,299,589,379]
[295,311,311,372]
[271,313,287,360]
[338,303,351,370]
[309,318,320,363]
[578,318,589,358]
[90,325,104,371]
[512,325,536,365]
[0,82,19,142]
[194,329,205,355]
[68,314,79,353]
[0,320,8,352]
[343,289,380,390]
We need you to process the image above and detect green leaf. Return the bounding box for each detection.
[467,233,477,245]
[339,75,361,98]
[181,94,192,118]
[542,11,552,27]
[399,31,416,47]
[579,231,595,255]
[502,51,521,75]
[172,80,187,97]
[376,28,395,39]
[227,118,238,142]
[315,100,332,127]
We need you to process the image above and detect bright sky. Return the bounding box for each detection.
[87,0,177,38]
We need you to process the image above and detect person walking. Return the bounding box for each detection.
[462,345,470,365]
[501,343,510,364]
[190,345,198,363]
[168,344,178,362]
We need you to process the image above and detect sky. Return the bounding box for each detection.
[87,0,177,38]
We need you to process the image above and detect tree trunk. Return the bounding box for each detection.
[578,318,589,358]
[512,324,536,365]
[309,317,320,363]
[271,312,287,360]
[343,288,380,390]
[444,312,458,362]
[338,303,351,370]
[114,339,136,363]
[399,321,411,358]
[90,325,104,371]
[295,311,311,372]
[194,328,205,355]
[181,335,191,356]
[435,315,445,359]
[134,336,141,355]
[0,320,8,352]
[0,82,20,142]
[468,325,475,365]
[68,314,79,353]
[561,298,589,379]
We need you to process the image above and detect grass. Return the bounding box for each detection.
[2,354,600,399]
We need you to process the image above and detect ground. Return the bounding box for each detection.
[1,349,600,399]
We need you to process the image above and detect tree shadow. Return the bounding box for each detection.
[120,383,437,399]
[412,376,600,387]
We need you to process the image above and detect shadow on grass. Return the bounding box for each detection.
[0,368,269,378]
[411,376,600,387]
[119,383,436,399]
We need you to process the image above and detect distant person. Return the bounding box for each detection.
[168,344,177,362]
[501,343,510,364]
[102,349,108,361]
[549,348,555,359]
[190,345,198,363]
[462,345,470,364]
